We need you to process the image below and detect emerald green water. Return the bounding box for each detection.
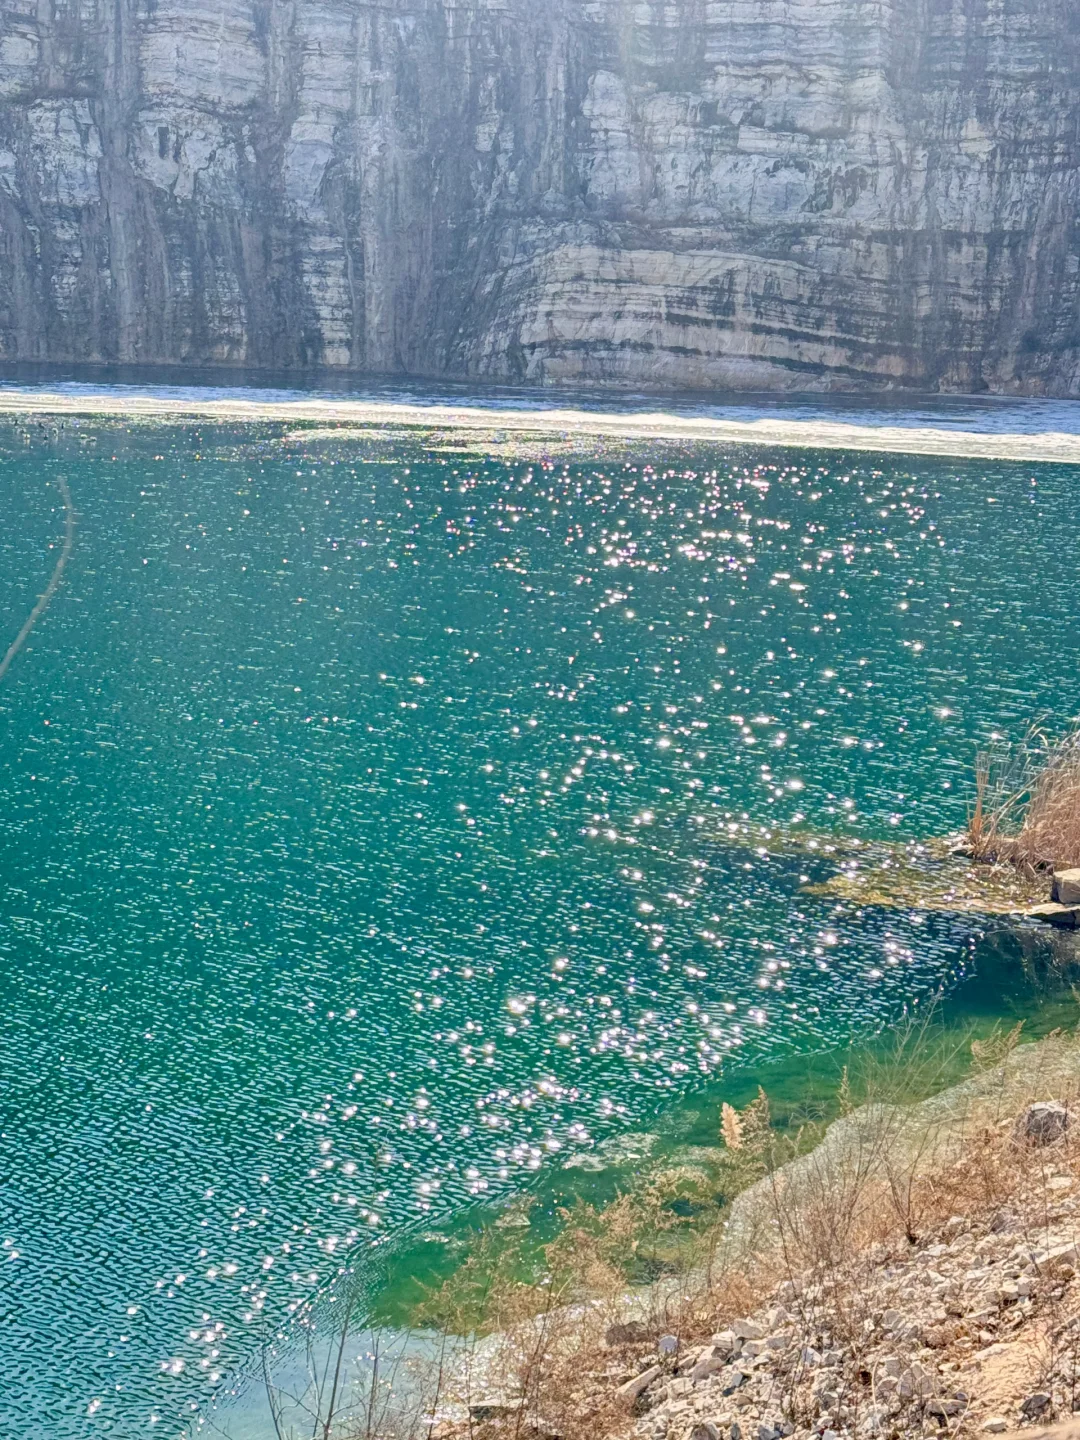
[1,413,1078,1437]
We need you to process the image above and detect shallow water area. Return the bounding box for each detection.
[360,915,1080,1318]
[209,925,1080,1440]
[1,392,1079,1437]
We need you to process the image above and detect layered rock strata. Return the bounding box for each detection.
[0,0,1078,392]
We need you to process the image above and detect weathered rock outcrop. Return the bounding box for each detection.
[0,0,1078,392]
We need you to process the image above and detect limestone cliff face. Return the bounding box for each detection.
[0,0,1078,393]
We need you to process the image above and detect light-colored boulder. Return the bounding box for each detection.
[689,1351,730,1382]
[1052,869,1080,904]
[732,1319,765,1341]
[616,1363,661,1403]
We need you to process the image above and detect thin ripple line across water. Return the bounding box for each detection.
[0,475,74,682]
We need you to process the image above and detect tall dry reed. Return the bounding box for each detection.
[968,726,1080,871]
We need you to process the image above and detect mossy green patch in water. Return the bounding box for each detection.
[800,837,1046,915]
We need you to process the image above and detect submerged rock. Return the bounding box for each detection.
[805,843,1044,917]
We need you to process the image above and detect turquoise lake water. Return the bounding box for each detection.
[1,408,1079,1437]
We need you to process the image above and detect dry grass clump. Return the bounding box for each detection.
[968,726,1080,872]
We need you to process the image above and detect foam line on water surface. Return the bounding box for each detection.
[3,388,1080,463]
[0,476,75,682]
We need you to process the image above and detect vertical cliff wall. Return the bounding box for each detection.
[0,0,1077,393]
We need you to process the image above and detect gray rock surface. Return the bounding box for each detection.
[618,1363,662,1403]
[1,0,1079,392]
[1016,1101,1071,1147]
[1053,871,1080,905]
[1029,905,1080,929]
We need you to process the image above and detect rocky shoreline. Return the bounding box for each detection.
[621,1099,1080,1440]
[1030,870,1080,931]
[444,1034,1080,1440]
